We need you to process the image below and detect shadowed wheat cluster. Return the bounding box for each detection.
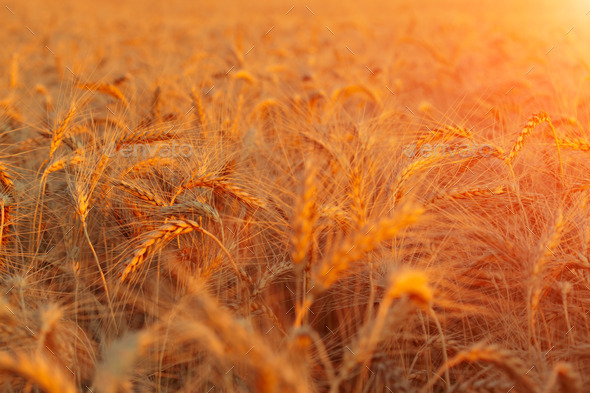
[0,0,590,392]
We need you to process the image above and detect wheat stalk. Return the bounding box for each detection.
[557,137,590,152]
[92,331,152,393]
[117,179,167,206]
[116,127,177,147]
[415,124,474,149]
[191,87,208,136]
[249,98,280,123]
[0,99,22,126]
[89,117,127,130]
[71,181,115,323]
[0,163,14,191]
[424,343,537,393]
[317,203,424,288]
[119,219,245,284]
[291,168,317,266]
[250,302,287,335]
[348,165,366,228]
[0,351,77,393]
[233,69,256,84]
[251,258,293,299]
[121,157,177,179]
[35,150,84,251]
[151,85,162,123]
[175,173,264,209]
[529,209,563,347]
[543,362,582,393]
[456,144,506,171]
[505,112,564,177]
[331,84,380,106]
[230,94,244,140]
[49,103,77,159]
[44,152,84,175]
[89,153,110,190]
[35,84,53,111]
[392,156,438,202]
[506,112,549,164]
[158,199,221,222]
[77,82,130,108]
[9,53,18,88]
[429,185,508,203]
[0,193,10,248]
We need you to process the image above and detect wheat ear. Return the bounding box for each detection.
[0,163,14,191]
[49,103,77,159]
[158,199,221,223]
[317,203,424,288]
[175,174,264,209]
[415,124,474,149]
[291,168,317,266]
[423,343,537,393]
[392,156,438,202]
[348,165,366,228]
[117,180,167,206]
[505,112,564,177]
[116,127,177,146]
[121,157,177,179]
[72,182,116,325]
[120,219,245,284]
[191,87,208,136]
[0,351,77,393]
[557,137,590,152]
[429,185,508,203]
[77,82,129,108]
[44,152,84,175]
[0,193,10,249]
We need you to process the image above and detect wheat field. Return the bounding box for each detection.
[1,0,590,391]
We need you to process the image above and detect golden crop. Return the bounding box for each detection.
[0,0,589,391]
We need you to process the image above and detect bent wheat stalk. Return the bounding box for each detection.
[121,157,177,179]
[173,173,264,209]
[392,156,438,203]
[158,200,220,222]
[117,180,167,207]
[77,82,130,108]
[505,111,564,177]
[423,343,537,393]
[120,219,246,284]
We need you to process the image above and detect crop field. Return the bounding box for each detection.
[1,0,590,392]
